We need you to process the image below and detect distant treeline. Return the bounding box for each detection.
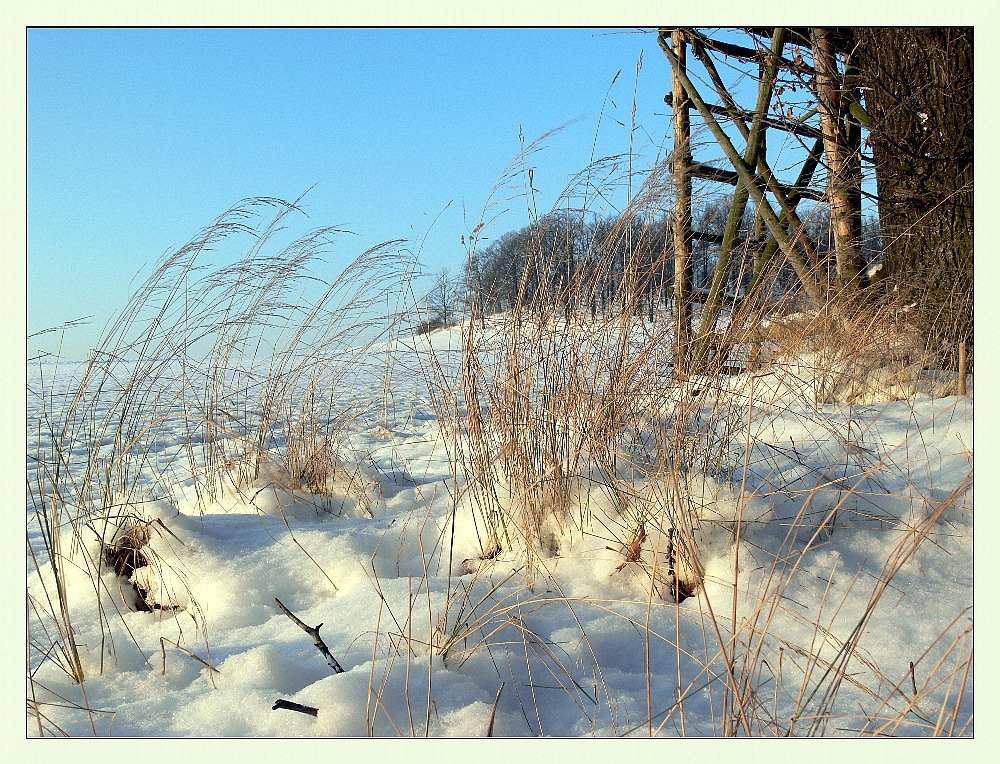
[424,197,882,326]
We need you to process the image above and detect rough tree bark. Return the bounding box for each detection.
[853,27,973,369]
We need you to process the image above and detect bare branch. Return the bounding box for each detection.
[274,597,345,674]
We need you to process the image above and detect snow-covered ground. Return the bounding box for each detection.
[26,324,973,737]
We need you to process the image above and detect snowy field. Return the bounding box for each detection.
[26,323,973,738]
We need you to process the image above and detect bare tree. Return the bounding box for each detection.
[424,268,460,328]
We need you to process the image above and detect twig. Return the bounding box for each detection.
[274,597,345,673]
[160,637,220,689]
[272,699,319,717]
[612,522,647,574]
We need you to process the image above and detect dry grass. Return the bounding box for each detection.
[411,132,973,736]
[27,196,415,732]
[26,131,972,735]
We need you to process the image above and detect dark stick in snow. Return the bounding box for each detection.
[274,597,345,673]
[272,699,319,717]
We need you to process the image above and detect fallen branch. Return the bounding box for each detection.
[274,597,345,673]
[272,699,319,717]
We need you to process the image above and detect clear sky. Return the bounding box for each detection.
[28,27,680,359]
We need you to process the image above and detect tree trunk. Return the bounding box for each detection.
[659,33,828,303]
[694,28,785,370]
[671,30,694,377]
[854,27,973,370]
[811,27,866,291]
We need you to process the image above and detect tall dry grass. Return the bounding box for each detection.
[26,127,972,736]
[27,196,415,730]
[413,128,972,736]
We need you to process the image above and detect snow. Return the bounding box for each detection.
[25,322,973,738]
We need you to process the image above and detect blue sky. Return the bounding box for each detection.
[28,27,682,359]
